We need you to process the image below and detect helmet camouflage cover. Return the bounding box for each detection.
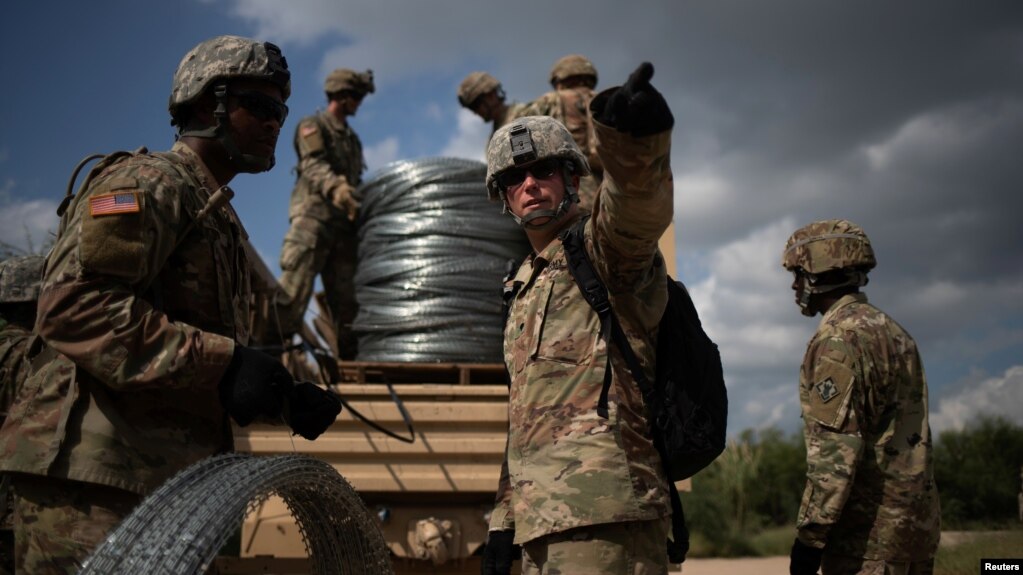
[168,35,291,120]
[486,115,591,201]
[549,54,598,87]
[782,219,877,275]
[457,71,501,107]
[0,255,45,304]
[324,68,375,96]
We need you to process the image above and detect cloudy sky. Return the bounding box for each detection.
[2,1,1020,436]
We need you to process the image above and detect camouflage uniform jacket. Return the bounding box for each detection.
[0,323,33,425]
[797,293,940,560]
[521,88,602,175]
[490,118,674,545]
[0,141,250,495]
[289,110,365,224]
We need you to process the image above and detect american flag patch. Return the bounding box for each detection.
[89,192,140,217]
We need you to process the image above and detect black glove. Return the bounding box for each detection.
[218,345,293,426]
[591,62,674,137]
[481,530,520,575]
[789,538,823,575]
[285,381,343,440]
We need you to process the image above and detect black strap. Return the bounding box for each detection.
[559,217,654,418]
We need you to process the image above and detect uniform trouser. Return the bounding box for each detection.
[822,554,935,575]
[278,215,359,359]
[521,518,670,575]
[9,474,140,575]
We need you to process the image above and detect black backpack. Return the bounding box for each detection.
[560,216,728,562]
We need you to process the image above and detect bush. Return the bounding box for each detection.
[934,416,1023,528]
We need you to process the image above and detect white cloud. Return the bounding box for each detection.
[686,216,817,433]
[930,365,1023,435]
[363,137,400,173]
[440,109,489,162]
[0,198,59,255]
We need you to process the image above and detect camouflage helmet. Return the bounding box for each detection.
[486,115,591,201]
[168,35,291,120]
[324,69,375,96]
[549,54,598,88]
[0,255,45,304]
[782,219,877,275]
[457,71,502,108]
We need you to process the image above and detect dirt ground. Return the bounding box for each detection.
[671,556,788,574]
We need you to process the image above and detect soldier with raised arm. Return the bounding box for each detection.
[481,62,676,575]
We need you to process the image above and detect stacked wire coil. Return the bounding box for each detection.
[353,157,529,363]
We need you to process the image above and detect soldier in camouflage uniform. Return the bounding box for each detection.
[782,220,941,575]
[458,71,529,147]
[0,36,341,574]
[519,55,603,212]
[0,255,44,575]
[481,63,675,575]
[278,68,374,359]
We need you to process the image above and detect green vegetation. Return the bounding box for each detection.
[681,415,1023,558]
[935,530,1023,575]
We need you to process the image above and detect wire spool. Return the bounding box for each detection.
[354,157,529,363]
[80,453,393,574]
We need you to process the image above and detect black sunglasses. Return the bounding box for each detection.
[231,90,289,124]
[496,159,561,190]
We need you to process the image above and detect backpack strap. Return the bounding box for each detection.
[559,216,653,419]
[561,216,691,563]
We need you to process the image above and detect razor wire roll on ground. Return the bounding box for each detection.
[353,157,530,363]
[80,453,393,575]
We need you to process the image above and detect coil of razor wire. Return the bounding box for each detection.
[80,453,393,575]
[354,157,530,363]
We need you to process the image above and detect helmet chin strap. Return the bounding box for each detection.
[178,84,275,173]
[797,270,868,316]
[501,164,579,231]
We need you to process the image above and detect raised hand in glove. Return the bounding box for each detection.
[591,62,674,137]
[284,381,343,440]
[219,345,293,426]
[789,538,823,575]
[328,179,360,221]
[481,530,520,575]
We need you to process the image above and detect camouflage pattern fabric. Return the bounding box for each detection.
[520,518,670,575]
[520,88,603,211]
[0,141,248,496]
[0,324,32,425]
[10,474,140,575]
[0,325,33,575]
[278,111,365,357]
[489,115,674,545]
[797,293,941,561]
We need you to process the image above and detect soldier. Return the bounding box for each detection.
[782,220,941,575]
[278,68,374,360]
[0,35,341,574]
[457,71,529,144]
[0,255,44,575]
[519,55,603,211]
[482,63,675,575]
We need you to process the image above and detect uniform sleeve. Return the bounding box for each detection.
[588,118,674,293]
[796,336,866,548]
[35,163,234,392]
[518,92,559,119]
[295,118,349,195]
[488,448,516,532]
